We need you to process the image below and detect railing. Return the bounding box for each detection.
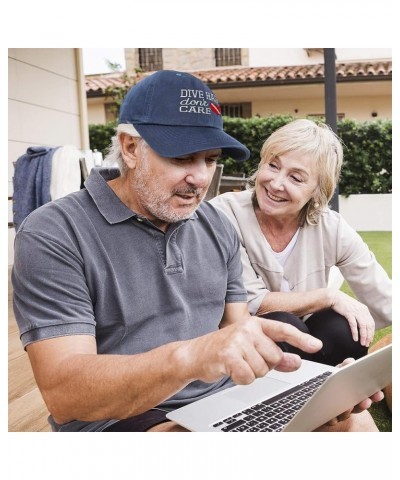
[218,175,248,195]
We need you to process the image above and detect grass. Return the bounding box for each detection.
[340,231,392,431]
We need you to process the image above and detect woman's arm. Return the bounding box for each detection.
[256,288,333,318]
[257,288,375,346]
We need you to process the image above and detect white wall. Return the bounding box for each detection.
[8,48,88,265]
[339,194,392,231]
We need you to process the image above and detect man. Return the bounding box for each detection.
[12,70,381,432]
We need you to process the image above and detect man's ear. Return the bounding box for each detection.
[119,133,141,169]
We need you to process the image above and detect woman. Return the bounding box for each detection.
[211,119,392,365]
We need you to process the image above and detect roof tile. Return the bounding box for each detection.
[86,61,392,95]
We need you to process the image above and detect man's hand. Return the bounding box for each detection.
[177,317,323,385]
[324,357,384,426]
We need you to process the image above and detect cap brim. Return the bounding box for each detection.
[134,124,250,162]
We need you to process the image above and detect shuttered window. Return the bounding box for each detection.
[215,48,241,66]
[139,49,163,72]
[220,103,251,118]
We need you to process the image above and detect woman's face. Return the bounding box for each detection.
[255,150,319,220]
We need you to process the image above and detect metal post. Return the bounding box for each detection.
[324,48,339,212]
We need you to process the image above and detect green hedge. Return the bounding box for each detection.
[89,116,392,196]
[89,122,118,159]
[337,119,392,196]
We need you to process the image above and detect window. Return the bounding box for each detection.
[139,48,163,72]
[215,48,241,67]
[220,103,251,118]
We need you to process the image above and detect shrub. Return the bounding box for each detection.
[89,116,392,195]
[338,119,392,196]
[89,122,117,159]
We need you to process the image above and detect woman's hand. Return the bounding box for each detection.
[324,358,384,426]
[328,290,375,346]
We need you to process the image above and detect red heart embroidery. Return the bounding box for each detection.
[210,103,221,115]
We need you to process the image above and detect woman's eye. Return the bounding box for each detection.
[269,163,278,169]
[291,175,302,183]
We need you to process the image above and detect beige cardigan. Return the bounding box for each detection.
[210,190,392,330]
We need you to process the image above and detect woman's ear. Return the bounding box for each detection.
[119,133,141,169]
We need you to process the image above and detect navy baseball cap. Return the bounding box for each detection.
[118,70,250,161]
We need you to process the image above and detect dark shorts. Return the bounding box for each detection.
[103,409,169,432]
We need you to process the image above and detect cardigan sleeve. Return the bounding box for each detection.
[333,214,392,330]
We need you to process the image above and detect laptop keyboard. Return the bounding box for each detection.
[212,371,332,432]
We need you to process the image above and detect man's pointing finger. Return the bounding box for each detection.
[260,318,323,353]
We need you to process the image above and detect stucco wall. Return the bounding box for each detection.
[163,48,215,71]
[125,48,250,74]
[215,82,392,121]
[87,98,107,124]
[339,194,392,231]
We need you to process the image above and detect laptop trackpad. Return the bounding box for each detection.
[222,377,291,404]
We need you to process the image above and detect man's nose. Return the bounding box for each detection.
[185,159,211,187]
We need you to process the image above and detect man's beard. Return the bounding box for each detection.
[132,157,206,224]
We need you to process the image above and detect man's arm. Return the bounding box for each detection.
[26,335,190,425]
[26,315,323,425]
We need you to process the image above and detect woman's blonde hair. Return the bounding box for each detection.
[247,119,343,225]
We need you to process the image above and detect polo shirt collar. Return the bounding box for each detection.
[85,167,199,225]
[85,168,136,224]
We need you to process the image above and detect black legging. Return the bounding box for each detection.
[262,309,368,366]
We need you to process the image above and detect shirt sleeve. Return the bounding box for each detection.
[211,194,269,314]
[12,228,96,348]
[210,206,248,305]
[225,246,248,304]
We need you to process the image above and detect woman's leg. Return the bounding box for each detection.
[260,311,313,360]
[305,308,368,366]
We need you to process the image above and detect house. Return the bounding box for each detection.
[86,48,392,125]
[86,48,392,233]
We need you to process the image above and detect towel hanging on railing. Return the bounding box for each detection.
[12,145,82,231]
[13,146,59,232]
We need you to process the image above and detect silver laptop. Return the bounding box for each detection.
[167,344,392,432]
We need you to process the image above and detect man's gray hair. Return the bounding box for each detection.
[103,124,144,173]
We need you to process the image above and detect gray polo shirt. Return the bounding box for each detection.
[12,168,247,431]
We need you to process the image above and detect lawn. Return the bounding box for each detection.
[340,231,392,431]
